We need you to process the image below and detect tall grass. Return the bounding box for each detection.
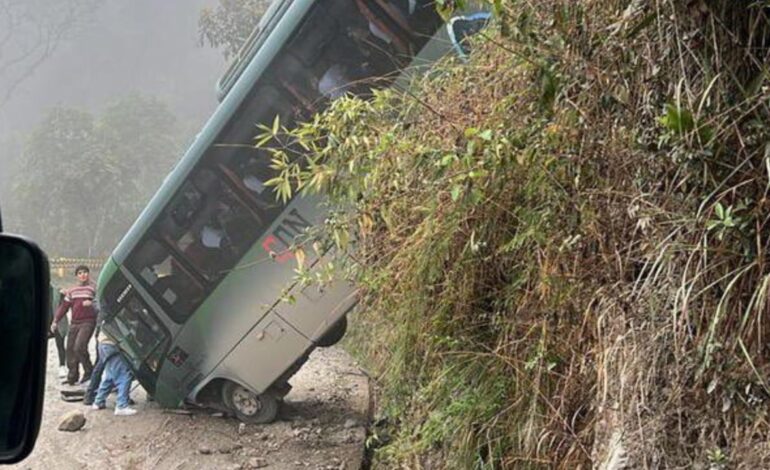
[267,0,770,467]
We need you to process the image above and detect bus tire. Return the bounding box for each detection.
[220,381,236,411]
[222,381,280,424]
[317,316,347,347]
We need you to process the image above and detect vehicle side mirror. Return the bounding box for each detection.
[0,234,48,464]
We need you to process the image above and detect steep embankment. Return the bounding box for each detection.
[272,1,770,467]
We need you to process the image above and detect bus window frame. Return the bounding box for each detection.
[102,291,171,384]
[126,237,207,324]
[168,170,265,282]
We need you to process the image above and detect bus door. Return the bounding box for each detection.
[100,267,171,398]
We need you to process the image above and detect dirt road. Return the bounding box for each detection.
[13,345,370,470]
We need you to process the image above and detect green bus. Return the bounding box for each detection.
[97,0,471,423]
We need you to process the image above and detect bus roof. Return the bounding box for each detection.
[109,0,314,265]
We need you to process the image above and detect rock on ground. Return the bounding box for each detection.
[57,411,85,432]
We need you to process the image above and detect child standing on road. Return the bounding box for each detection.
[91,339,137,416]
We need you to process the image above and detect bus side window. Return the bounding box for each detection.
[167,169,263,283]
[169,183,204,230]
[210,85,295,221]
[127,238,204,323]
[287,3,383,102]
[273,54,320,114]
[286,6,339,68]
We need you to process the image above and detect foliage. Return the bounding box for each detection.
[198,0,269,59]
[5,95,182,257]
[261,0,770,467]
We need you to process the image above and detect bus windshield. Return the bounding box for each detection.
[104,294,169,374]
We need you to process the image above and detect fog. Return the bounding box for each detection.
[0,0,228,255]
[0,0,225,180]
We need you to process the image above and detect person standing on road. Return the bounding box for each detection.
[49,286,70,379]
[83,317,118,406]
[51,265,98,386]
[91,345,137,416]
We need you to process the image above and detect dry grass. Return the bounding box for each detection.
[268,0,770,467]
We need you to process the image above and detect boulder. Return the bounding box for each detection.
[58,411,86,432]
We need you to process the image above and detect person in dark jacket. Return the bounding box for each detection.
[50,286,69,379]
[51,265,98,385]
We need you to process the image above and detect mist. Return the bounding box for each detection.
[0,0,228,256]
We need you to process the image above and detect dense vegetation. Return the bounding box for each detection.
[267,0,770,467]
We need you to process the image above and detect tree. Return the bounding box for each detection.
[198,0,269,59]
[5,95,182,257]
[98,93,181,196]
[0,0,104,108]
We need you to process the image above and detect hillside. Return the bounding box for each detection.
[267,0,770,468]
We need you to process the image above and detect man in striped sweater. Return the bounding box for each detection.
[51,265,98,385]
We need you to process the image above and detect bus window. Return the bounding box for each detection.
[221,85,297,146]
[127,238,204,323]
[205,84,297,222]
[216,149,285,222]
[208,85,299,205]
[144,336,170,374]
[169,169,262,281]
[116,297,166,362]
[169,182,204,230]
[273,54,321,113]
[286,3,386,102]
[102,293,169,378]
[286,6,339,68]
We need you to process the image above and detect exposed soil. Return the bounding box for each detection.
[13,343,370,470]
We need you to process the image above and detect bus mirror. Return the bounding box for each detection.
[0,234,48,464]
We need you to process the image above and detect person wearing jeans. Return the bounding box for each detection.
[92,349,137,416]
[83,330,118,406]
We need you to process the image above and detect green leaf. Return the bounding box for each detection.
[715,202,725,220]
[492,0,503,17]
[659,103,694,135]
[451,185,463,201]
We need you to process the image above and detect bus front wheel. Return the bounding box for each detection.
[222,382,279,424]
[317,316,348,347]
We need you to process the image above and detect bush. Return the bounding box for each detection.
[266,1,770,467]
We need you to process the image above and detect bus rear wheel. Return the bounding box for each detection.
[221,382,279,424]
[317,316,348,347]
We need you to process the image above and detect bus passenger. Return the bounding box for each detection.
[201,223,228,249]
[318,64,352,100]
[368,22,392,44]
[235,156,269,195]
[243,174,266,194]
[318,63,373,100]
[51,265,98,386]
